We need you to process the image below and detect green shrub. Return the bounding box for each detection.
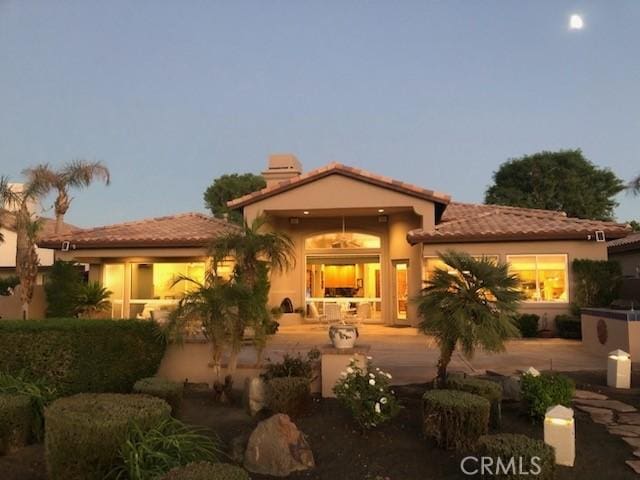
[477,434,555,479]
[520,372,574,420]
[515,314,539,338]
[161,462,250,480]
[445,374,503,428]
[45,260,84,317]
[422,389,489,450]
[44,393,171,480]
[133,377,184,413]
[265,376,311,416]
[0,319,165,395]
[555,315,582,339]
[0,372,56,441]
[261,348,320,381]
[109,418,221,480]
[0,394,33,455]
[0,276,19,296]
[333,358,400,429]
[572,259,622,308]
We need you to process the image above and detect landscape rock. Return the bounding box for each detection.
[573,389,608,401]
[574,405,615,425]
[626,460,640,474]
[243,377,266,416]
[483,374,521,401]
[244,414,315,477]
[230,432,251,464]
[608,425,640,437]
[622,437,640,449]
[573,398,637,413]
[618,413,640,426]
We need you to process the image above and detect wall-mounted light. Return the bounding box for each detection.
[378,215,388,223]
[378,209,385,213]
[289,217,300,225]
[544,405,575,466]
[303,211,310,215]
[607,349,631,389]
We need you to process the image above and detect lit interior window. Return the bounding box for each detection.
[305,232,381,249]
[507,255,568,302]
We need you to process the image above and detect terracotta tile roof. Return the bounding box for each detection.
[608,232,640,253]
[227,162,451,208]
[0,209,79,239]
[408,202,631,244]
[38,212,239,249]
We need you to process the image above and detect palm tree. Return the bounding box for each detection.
[23,160,110,233]
[0,176,51,319]
[416,250,524,385]
[167,271,253,380]
[209,214,295,370]
[629,174,640,196]
[75,281,112,318]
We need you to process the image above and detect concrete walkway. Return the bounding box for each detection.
[249,324,606,384]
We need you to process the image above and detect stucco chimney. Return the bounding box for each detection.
[262,154,302,187]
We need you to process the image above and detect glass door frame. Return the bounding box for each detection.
[392,259,409,324]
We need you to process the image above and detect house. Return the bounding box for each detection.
[0,195,78,284]
[41,154,631,326]
[608,233,640,278]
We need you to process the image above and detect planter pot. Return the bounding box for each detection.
[329,324,359,349]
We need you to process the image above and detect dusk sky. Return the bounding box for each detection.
[1,1,638,227]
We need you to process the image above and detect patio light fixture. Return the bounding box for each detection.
[303,211,310,215]
[544,405,575,467]
[607,349,631,389]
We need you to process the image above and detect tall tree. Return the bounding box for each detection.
[628,174,640,196]
[0,177,50,319]
[485,150,624,220]
[23,160,110,233]
[416,251,523,385]
[203,173,265,224]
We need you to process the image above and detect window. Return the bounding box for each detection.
[507,255,568,303]
[130,262,205,300]
[305,232,381,250]
[422,255,499,281]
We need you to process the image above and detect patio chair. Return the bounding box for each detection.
[355,302,371,325]
[324,303,343,325]
[307,302,326,323]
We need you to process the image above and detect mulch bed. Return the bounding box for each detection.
[0,373,637,479]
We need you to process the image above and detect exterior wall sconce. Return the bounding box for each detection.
[607,349,631,389]
[378,215,388,223]
[289,217,300,225]
[544,405,575,467]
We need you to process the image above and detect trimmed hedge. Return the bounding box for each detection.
[446,374,503,428]
[133,377,184,413]
[44,393,171,480]
[521,372,574,420]
[0,394,33,455]
[555,315,582,339]
[477,434,555,479]
[0,319,166,395]
[422,389,490,450]
[161,462,250,480]
[265,376,310,416]
[516,314,539,338]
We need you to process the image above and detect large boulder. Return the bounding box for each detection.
[243,414,314,477]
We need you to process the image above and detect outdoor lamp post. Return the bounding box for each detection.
[607,349,631,389]
[544,405,575,467]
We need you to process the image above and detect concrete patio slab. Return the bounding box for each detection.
[239,324,608,384]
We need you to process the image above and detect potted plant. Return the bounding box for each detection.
[329,324,359,349]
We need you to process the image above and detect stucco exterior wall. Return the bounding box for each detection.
[0,285,47,319]
[422,240,609,327]
[0,227,54,268]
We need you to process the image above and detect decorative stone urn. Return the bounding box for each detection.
[329,324,359,349]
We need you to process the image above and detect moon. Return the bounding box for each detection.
[569,14,584,30]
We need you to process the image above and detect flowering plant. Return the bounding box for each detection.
[333,357,400,429]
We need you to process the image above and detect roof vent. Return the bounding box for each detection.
[262,154,302,187]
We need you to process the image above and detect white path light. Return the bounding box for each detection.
[607,349,631,389]
[544,405,575,467]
